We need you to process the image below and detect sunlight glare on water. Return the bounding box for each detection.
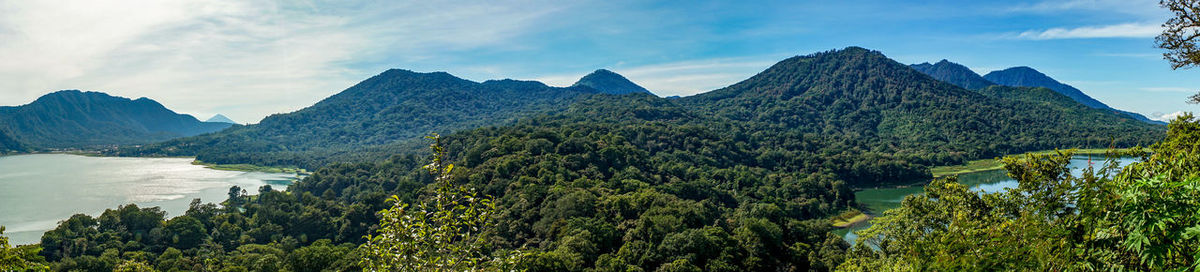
[0,154,298,245]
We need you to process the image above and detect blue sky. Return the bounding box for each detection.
[0,0,1194,123]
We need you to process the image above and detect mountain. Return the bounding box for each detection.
[116,69,604,168]
[981,67,1163,124]
[679,47,1161,168]
[571,69,654,95]
[0,90,231,148]
[206,114,237,124]
[52,47,1169,272]
[983,67,1108,108]
[910,60,994,90]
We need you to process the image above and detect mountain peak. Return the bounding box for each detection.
[571,69,653,95]
[910,59,994,90]
[983,66,1109,109]
[206,114,237,124]
[693,46,964,102]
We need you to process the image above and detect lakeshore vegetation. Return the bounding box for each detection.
[0,47,1184,271]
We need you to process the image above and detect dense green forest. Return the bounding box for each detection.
[0,90,231,149]
[117,47,1163,182]
[840,114,1200,270]
[112,70,607,170]
[0,47,1176,271]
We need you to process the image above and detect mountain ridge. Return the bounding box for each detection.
[910,60,995,90]
[0,90,231,148]
[983,66,1163,124]
[115,69,607,168]
[571,69,654,95]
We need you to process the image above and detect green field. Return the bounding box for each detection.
[930,148,1144,177]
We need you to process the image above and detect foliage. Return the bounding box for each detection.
[113,70,602,170]
[1,226,49,271]
[360,134,520,271]
[22,47,1168,271]
[840,115,1200,271]
[1157,0,1200,70]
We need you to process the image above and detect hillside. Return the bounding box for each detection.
[571,69,654,95]
[37,46,1172,272]
[680,47,1161,165]
[982,67,1162,124]
[910,60,994,90]
[115,69,606,168]
[0,90,231,148]
[984,67,1108,108]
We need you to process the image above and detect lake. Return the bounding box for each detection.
[0,154,298,245]
[842,155,1139,244]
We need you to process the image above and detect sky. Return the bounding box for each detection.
[0,0,1196,123]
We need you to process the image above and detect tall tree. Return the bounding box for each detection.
[1156,0,1200,102]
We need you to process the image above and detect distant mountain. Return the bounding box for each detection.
[679,47,1162,174]
[206,114,237,124]
[910,60,994,90]
[0,90,232,148]
[571,69,654,95]
[983,67,1108,108]
[116,69,604,168]
[983,66,1163,124]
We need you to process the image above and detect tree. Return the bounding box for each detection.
[359,134,523,271]
[1,226,48,271]
[1157,0,1200,70]
[1156,0,1200,102]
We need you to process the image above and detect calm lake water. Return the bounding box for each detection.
[842,155,1139,244]
[0,154,298,245]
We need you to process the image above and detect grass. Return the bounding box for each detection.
[831,209,871,228]
[192,160,310,174]
[930,147,1145,177]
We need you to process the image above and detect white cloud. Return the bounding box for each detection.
[1008,0,1165,17]
[1014,22,1162,40]
[0,0,566,123]
[1150,110,1191,122]
[535,57,781,97]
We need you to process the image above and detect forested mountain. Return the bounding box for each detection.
[984,67,1108,108]
[910,60,994,90]
[114,69,605,168]
[983,66,1162,124]
[0,90,231,148]
[679,47,1161,166]
[205,114,237,124]
[570,69,654,95]
[21,47,1172,271]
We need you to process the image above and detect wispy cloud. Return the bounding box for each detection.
[0,0,566,123]
[1007,0,1165,17]
[1012,22,1161,40]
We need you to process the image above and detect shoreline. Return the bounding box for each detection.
[929,148,1141,178]
[2,151,310,175]
[851,147,1143,192]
